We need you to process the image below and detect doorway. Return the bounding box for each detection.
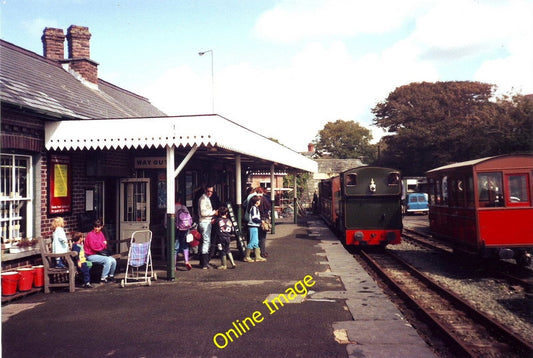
[119,178,151,252]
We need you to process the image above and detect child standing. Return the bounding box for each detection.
[51,217,69,268]
[244,196,266,263]
[71,232,93,289]
[213,206,236,269]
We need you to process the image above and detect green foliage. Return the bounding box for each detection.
[283,173,311,200]
[314,119,377,161]
[372,81,533,175]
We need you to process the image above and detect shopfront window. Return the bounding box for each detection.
[1,154,33,241]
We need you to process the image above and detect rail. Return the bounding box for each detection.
[358,249,533,357]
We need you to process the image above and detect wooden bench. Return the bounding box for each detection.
[37,236,132,292]
[37,237,77,294]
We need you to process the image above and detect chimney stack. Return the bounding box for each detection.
[308,143,315,152]
[42,28,65,60]
[65,25,99,85]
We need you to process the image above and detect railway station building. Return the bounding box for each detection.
[0,25,317,278]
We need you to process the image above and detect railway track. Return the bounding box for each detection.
[402,228,533,293]
[358,248,533,358]
[402,228,452,254]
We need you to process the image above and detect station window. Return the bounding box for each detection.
[506,174,530,206]
[0,154,33,241]
[478,172,503,207]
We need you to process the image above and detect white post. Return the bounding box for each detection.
[166,146,176,280]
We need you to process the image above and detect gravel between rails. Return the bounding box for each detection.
[388,240,533,344]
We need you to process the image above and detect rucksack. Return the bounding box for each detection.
[177,209,193,230]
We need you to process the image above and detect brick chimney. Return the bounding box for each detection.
[308,143,315,152]
[65,25,98,84]
[42,28,65,60]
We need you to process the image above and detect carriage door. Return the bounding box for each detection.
[119,178,150,252]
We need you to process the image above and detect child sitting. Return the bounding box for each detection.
[213,206,236,269]
[71,232,93,289]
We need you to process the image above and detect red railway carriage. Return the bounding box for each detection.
[318,166,403,247]
[426,154,533,265]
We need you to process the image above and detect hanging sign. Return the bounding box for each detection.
[134,157,167,169]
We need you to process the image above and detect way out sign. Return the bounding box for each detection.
[135,157,167,169]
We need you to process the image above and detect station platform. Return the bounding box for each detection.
[2,215,437,358]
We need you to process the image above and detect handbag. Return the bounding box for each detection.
[261,218,272,231]
[97,249,111,256]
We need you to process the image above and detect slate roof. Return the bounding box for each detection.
[0,39,166,119]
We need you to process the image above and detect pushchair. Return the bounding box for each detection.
[120,230,157,287]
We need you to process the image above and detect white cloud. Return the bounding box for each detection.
[142,66,213,116]
[254,0,425,42]
[141,0,532,153]
[412,0,532,62]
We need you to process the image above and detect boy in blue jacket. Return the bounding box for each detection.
[71,232,93,288]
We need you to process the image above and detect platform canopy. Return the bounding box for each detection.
[45,114,317,173]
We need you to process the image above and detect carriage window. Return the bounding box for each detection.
[506,174,529,205]
[454,177,467,207]
[388,173,400,185]
[466,176,475,207]
[345,174,357,186]
[478,173,503,207]
[442,176,448,205]
[432,179,442,204]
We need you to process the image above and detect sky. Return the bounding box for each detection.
[1,0,532,152]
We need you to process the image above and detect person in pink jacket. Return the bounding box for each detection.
[85,219,116,284]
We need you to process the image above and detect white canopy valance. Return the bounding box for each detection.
[45,114,317,173]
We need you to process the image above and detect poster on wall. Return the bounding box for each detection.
[49,155,71,214]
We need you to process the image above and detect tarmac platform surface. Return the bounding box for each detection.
[2,215,437,358]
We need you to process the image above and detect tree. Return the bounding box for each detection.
[314,119,376,161]
[372,81,532,175]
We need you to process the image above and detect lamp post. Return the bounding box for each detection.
[198,49,214,113]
